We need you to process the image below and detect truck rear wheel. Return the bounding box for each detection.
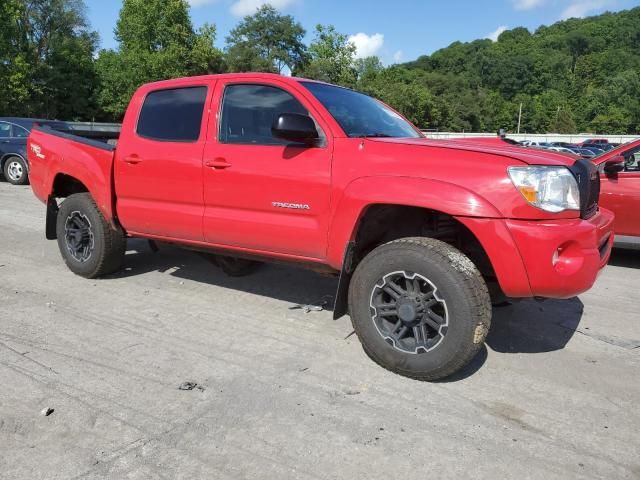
[348,237,491,381]
[56,193,126,278]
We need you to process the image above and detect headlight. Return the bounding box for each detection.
[508,166,580,213]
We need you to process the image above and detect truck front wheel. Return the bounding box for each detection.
[56,193,126,278]
[348,237,491,381]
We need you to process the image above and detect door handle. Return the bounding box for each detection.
[205,158,232,169]
[124,155,142,165]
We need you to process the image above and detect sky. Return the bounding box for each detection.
[85,0,640,64]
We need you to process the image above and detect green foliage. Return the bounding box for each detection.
[225,5,306,74]
[0,1,638,132]
[298,25,357,87]
[398,6,640,132]
[96,0,225,120]
[0,0,99,119]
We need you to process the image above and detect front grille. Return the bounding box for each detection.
[569,159,600,219]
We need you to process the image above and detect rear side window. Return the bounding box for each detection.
[137,87,207,142]
[13,125,29,138]
[219,84,309,145]
[0,123,10,138]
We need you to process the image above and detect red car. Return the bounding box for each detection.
[593,139,640,247]
[26,73,614,380]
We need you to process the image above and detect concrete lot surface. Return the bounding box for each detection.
[1,182,639,479]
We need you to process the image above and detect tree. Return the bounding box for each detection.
[225,4,306,74]
[299,25,356,86]
[0,0,99,119]
[96,0,224,119]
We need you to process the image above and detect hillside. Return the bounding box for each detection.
[391,7,640,134]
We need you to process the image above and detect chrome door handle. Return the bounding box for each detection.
[124,155,142,165]
[205,158,232,169]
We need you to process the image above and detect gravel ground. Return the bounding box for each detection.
[1,181,639,479]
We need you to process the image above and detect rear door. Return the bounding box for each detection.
[115,81,214,241]
[600,144,640,237]
[202,79,334,259]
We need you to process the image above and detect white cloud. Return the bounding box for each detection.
[393,50,404,63]
[187,0,216,6]
[512,0,545,10]
[348,33,384,59]
[230,0,296,16]
[487,25,509,42]
[559,0,616,19]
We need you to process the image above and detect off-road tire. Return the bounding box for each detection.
[348,237,491,381]
[56,193,126,278]
[3,156,29,185]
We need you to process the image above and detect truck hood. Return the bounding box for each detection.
[370,137,578,167]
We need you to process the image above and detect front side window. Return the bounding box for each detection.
[301,81,422,139]
[219,84,310,145]
[0,123,11,138]
[137,87,207,142]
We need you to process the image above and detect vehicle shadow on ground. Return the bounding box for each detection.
[112,239,584,381]
[109,239,339,308]
[609,248,640,269]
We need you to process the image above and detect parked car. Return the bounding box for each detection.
[26,73,614,381]
[584,142,615,152]
[521,140,552,148]
[547,146,579,156]
[592,139,640,247]
[550,142,579,149]
[0,117,70,185]
[569,147,597,159]
[580,138,609,145]
[582,146,606,156]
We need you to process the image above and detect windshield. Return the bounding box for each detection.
[301,81,422,139]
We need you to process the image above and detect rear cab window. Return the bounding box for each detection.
[137,87,208,142]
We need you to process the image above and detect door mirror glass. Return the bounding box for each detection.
[272,113,319,144]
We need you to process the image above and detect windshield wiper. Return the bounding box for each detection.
[353,133,394,138]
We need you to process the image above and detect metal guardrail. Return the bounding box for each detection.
[422,131,640,143]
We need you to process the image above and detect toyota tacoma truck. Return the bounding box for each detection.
[27,73,615,381]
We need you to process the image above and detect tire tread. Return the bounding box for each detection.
[348,237,491,381]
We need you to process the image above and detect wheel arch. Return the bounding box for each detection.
[329,177,505,319]
[46,173,121,240]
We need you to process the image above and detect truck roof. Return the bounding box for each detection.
[141,73,325,90]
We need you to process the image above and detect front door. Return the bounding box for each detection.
[114,82,214,241]
[600,144,640,237]
[202,80,333,259]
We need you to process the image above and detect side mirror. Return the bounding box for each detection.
[603,156,625,175]
[272,113,319,144]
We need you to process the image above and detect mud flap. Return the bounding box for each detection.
[333,241,356,320]
[46,197,58,240]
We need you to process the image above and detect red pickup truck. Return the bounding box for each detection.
[592,139,640,246]
[27,73,615,380]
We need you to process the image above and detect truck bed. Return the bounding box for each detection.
[28,126,118,223]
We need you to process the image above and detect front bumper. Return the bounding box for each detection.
[457,208,614,299]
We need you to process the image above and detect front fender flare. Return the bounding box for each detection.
[326,176,502,268]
